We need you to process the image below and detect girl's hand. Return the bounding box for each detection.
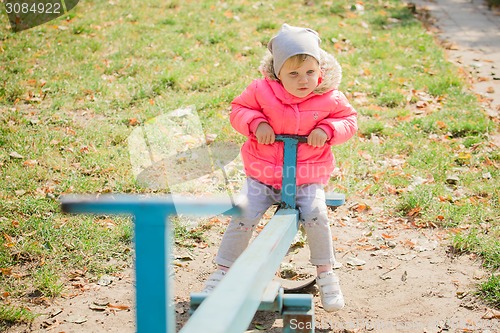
[255,122,275,144]
[307,128,328,147]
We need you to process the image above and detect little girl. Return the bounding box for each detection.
[203,24,357,312]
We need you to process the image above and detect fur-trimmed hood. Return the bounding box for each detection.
[258,49,342,95]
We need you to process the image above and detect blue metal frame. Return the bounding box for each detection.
[61,195,238,333]
[60,135,346,333]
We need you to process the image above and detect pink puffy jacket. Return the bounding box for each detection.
[230,50,357,189]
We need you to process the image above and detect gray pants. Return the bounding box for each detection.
[216,177,335,268]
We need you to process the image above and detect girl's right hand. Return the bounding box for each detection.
[255,122,275,144]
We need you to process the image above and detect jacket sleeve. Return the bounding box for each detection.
[230,80,269,137]
[316,90,358,146]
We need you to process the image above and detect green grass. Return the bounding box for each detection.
[0,305,37,330]
[478,274,500,308]
[453,229,500,270]
[0,0,499,325]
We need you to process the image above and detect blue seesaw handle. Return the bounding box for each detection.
[275,134,308,143]
[273,135,307,209]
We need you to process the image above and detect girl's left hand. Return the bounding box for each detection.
[307,128,328,147]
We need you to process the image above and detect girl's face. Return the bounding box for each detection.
[278,56,321,98]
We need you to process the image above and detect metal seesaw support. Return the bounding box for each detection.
[60,135,345,333]
[183,208,309,333]
[61,195,239,333]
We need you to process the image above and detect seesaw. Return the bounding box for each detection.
[60,135,344,333]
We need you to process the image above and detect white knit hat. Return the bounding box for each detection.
[267,24,322,76]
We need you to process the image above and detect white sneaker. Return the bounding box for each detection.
[316,271,345,312]
[202,269,226,293]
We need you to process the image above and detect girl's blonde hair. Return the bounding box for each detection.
[281,54,315,72]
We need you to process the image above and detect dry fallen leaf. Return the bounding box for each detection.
[205,133,217,145]
[441,40,459,50]
[446,175,460,185]
[97,275,114,286]
[23,160,38,167]
[358,150,372,161]
[403,240,416,248]
[482,309,500,319]
[381,233,395,239]
[9,151,24,159]
[416,100,428,109]
[356,203,369,212]
[107,303,130,311]
[128,118,140,126]
[14,190,27,196]
[407,207,421,217]
[457,152,472,165]
[2,233,14,247]
[346,257,366,266]
[436,121,447,129]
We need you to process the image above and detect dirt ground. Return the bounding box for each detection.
[4,198,500,333]
[5,2,500,332]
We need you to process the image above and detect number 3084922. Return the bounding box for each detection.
[5,2,62,14]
